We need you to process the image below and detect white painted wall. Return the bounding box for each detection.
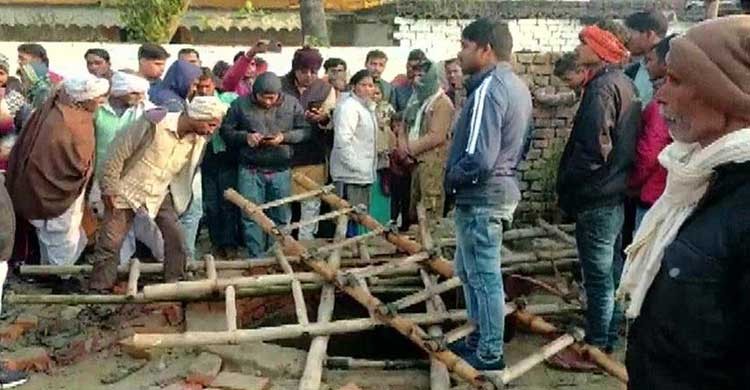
[0,42,459,83]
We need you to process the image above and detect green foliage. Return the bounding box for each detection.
[538,139,565,204]
[117,0,191,43]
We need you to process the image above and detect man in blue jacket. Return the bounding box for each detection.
[444,18,533,371]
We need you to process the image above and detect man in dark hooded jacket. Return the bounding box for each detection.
[221,72,311,257]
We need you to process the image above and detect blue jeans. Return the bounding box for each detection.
[634,204,649,234]
[238,167,291,257]
[454,205,506,363]
[575,203,625,349]
[179,171,203,260]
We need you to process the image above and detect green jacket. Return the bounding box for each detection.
[93,102,152,178]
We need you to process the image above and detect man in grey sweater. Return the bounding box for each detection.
[444,18,533,371]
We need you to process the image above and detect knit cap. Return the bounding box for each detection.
[252,72,282,95]
[667,15,750,117]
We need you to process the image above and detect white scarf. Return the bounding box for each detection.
[618,128,750,318]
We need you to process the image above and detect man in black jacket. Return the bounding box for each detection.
[555,24,640,367]
[621,16,750,390]
[221,72,311,256]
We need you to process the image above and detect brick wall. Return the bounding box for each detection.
[394,17,583,54]
[512,51,578,222]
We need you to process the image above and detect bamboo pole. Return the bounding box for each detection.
[258,185,336,211]
[346,252,429,279]
[225,286,237,331]
[274,247,309,326]
[282,207,353,234]
[205,255,217,281]
[225,188,493,389]
[444,323,476,345]
[512,310,628,384]
[325,356,429,370]
[502,258,578,275]
[503,249,578,265]
[498,331,580,384]
[293,174,455,279]
[122,310,470,349]
[314,228,386,255]
[391,277,462,311]
[300,215,349,390]
[437,224,575,248]
[127,259,141,298]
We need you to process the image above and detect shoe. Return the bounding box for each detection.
[448,339,476,357]
[461,351,505,371]
[0,368,28,388]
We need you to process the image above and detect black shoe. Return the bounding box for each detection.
[462,351,505,372]
[0,368,28,388]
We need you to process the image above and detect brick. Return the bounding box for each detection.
[532,128,555,140]
[533,76,550,86]
[163,382,204,390]
[532,140,549,149]
[517,161,532,172]
[526,149,542,160]
[2,347,52,373]
[534,119,554,128]
[54,333,116,365]
[556,128,572,138]
[14,314,40,331]
[524,171,543,181]
[514,52,536,64]
[530,64,553,74]
[186,353,223,386]
[0,324,26,343]
[211,372,270,390]
[161,303,184,326]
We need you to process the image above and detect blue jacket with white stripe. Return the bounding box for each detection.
[444,62,533,207]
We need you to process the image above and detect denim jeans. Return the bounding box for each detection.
[454,204,507,363]
[575,203,625,349]
[202,157,240,249]
[179,170,203,260]
[238,167,291,257]
[634,205,649,234]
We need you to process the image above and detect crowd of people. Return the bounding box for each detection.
[0,10,748,390]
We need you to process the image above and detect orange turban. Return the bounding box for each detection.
[579,25,629,64]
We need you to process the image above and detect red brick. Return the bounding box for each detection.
[0,324,26,343]
[54,333,117,366]
[2,347,52,373]
[112,281,129,295]
[161,303,184,326]
[185,353,222,386]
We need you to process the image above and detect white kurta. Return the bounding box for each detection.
[30,191,87,266]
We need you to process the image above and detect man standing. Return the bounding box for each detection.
[444,18,532,370]
[281,47,336,241]
[555,25,639,365]
[624,10,669,106]
[621,17,750,389]
[85,48,113,80]
[89,96,227,290]
[6,76,109,274]
[365,50,392,102]
[391,49,427,113]
[137,43,170,85]
[444,58,466,109]
[222,41,273,97]
[17,43,63,84]
[221,72,311,257]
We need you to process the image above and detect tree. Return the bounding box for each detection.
[300,0,329,46]
[118,0,192,43]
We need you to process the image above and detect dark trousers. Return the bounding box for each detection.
[90,194,187,290]
[202,152,240,249]
[390,173,412,230]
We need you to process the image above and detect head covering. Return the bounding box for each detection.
[110,71,150,97]
[63,75,110,102]
[667,15,750,117]
[187,95,228,120]
[20,62,52,109]
[0,54,8,73]
[579,25,629,64]
[253,72,282,95]
[149,60,202,112]
[404,60,441,126]
[292,47,323,71]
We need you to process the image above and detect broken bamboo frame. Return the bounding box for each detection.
[225,188,492,389]
[538,218,576,246]
[127,259,141,298]
[274,247,309,326]
[299,215,349,390]
[444,323,476,345]
[437,224,575,248]
[325,356,429,370]
[390,277,462,311]
[293,174,455,279]
[205,255,217,281]
[313,228,385,255]
[344,252,429,280]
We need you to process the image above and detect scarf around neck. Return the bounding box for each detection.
[617,128,750,318]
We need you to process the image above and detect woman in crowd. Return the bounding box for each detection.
[330,70,377,235]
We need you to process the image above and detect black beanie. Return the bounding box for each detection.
[253,71,282,95]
